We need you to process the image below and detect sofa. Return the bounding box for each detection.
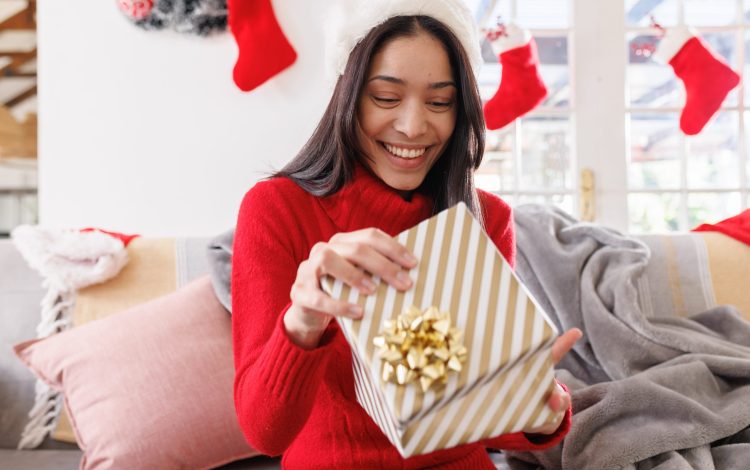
[1,220,749,469]
[0,234,282,469]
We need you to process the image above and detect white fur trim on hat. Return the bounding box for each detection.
[325,0,483,79]
[489,23,532,55]
[653,25,698,63]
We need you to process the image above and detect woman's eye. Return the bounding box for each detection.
[373,96,399,104]
[427,100,453,111]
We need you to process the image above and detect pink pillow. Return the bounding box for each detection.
[14,276,257,469]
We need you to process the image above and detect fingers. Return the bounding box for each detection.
[292,228,419,323]
[309,246,380,294]
[291,264,364,320]
[551,328,583,365]
[334,242,412,290]
[546,383,571,413]
[320,228,418,291]
[334,228,418,270]
[524,386,571,435]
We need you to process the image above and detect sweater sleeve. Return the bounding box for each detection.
[231,181,337,456]
[477,191,572,450]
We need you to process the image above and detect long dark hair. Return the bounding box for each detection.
[276,15,486,222]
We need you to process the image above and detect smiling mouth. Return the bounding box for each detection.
[380,142,429,159]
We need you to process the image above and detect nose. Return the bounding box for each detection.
[393,100,428,139]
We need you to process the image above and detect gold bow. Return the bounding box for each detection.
[373,305,467,393]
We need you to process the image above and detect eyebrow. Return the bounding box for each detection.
[368,75,456,89]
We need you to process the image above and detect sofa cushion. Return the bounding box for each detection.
[0,449,83,470]
[636,233,750,322]
[0,450,283,470]
[700,232,750,320]
[0,238,45,449]
[13,276,258,469]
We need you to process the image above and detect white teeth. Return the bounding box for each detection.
[384,143,427,159]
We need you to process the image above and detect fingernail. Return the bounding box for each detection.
[403,252,418,265]
[396,271,412,288]
[348,305,363,318]
[549,392,561,411]
[361,278,377,293]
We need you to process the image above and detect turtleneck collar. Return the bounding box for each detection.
[317,162,434,236]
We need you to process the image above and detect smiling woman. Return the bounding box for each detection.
[357,31,458,192]
[230,2,580,468]
[276,13,486,218]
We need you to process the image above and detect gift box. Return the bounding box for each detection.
[321,202,559,457]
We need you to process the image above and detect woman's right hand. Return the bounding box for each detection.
[283,228,418,349]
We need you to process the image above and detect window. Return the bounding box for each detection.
[469,0,750,233]
[469,0,576,217]
[625,0,749,232]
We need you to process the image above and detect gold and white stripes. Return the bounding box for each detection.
[322,202,559,457]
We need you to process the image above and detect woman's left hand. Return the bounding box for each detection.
[522,328,583,435]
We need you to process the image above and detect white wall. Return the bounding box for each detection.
[37,0,333,237]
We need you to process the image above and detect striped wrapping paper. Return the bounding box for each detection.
[321,202,559,457]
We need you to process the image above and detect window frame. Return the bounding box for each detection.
[472,0,750,233]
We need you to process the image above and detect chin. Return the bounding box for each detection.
[381,173,424,192]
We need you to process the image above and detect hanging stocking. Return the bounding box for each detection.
[483,24,548,131]
[654,26,740,136]
[228,0,297,92]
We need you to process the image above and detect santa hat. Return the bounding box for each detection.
[326,0,482,79]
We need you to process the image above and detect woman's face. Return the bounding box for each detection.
[357,31,457,192]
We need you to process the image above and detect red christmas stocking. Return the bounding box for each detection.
[228,0,297,92]
[655,26,740,135]
[483,24,548,131]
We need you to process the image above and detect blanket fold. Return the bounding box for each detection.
[507,204,750,470]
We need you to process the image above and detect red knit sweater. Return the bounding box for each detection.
[232,164,571,469]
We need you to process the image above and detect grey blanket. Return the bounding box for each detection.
[507,204,750,470]
[206,229,234,313]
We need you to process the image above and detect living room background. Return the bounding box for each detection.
[0,0,747,236]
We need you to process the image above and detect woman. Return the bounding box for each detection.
[232,2,581,468]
